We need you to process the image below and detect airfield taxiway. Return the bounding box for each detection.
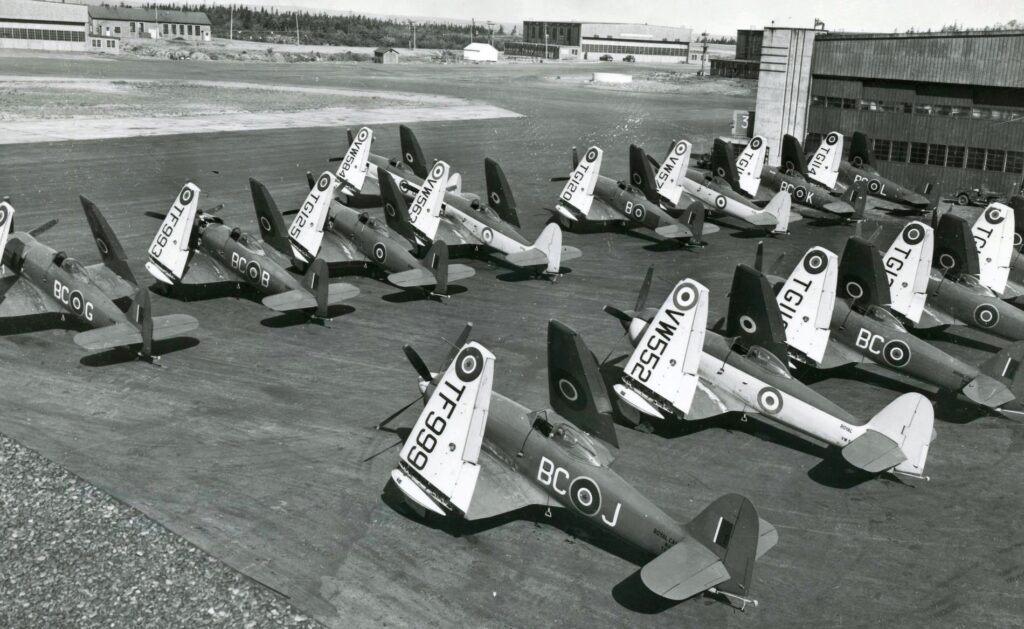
[0,56,1021,628]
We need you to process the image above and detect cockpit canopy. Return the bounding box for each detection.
[865,304,907,331]
[53,252,88,277]
[230,228,265,254]
[532,412,602,467]
[747,345,791,378]
[957,273,993,296]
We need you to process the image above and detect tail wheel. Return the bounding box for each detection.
[957,193,970,206]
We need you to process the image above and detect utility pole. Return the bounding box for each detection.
[700,31,708,75]
[295,13,300,45]
[544,24,548,60]
[229,5,233,41]
[471,18,475,43]
[487,21,494,46]
[408,20,416,50]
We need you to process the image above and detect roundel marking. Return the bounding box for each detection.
[868,179,881,193]
[631,172,642,186]
[938,252,957,270]
[399,180,412,194]
[845,280,865,300]
[69,290,85,315]
[482,227,494,243]
[179,186,194,204]
[316,173,332,191]
[1015,232,1023,248]
[356,128,370,142]
[95,237,109,255]
[632,205,645,221]
[794,186,807,201]
[851,156,863,168]
[902,224,924,245]
[558,378,580,403]
[569,477,601,516]
[245,261,262,281]
[259,216,273,232]
[0,206,8,226]
[404,151,415,164]
[756,387,784,415]
[716,166,726,178]
[974,304,999,328]
[739,315,757,334]
[882,339,911,368]
[585,148,599,162]
[984,206,1005,224]
[802,250,828,274]
[455,346,484,381]
[784,160,796,172]
[384,202,396,217]
[430,163,446,180]
[751,137,763,149]
[373,243,387,262]
[715,195,727,209]
[826,132,839,145]
[672,282,700,311]
[490,191,501,206]
[673,142,688,156]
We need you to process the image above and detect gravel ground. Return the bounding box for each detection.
[0,434,320,628]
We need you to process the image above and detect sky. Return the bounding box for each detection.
[201,0,1022,35]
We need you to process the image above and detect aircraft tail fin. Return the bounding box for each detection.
[780,134,807,175]
[843,180,867,220]
[629,144,662,203]
[935,213,981,276]
[406,161,448,242]
[484,158,520,227]
[807,131,843,189]
[547,320,618,449]
[735,136,766,196]
[726,264,789,364]
[128,286,154,358]
[880,223,932,322]
[850,131,873,169]
[288,171,337,264]
[978,342,1024,407]
[529,223,563,275]
[679,202,706,243]
[711,139,741,190]
[379,170,419,245]
[777,247,837,364]
[145,183,199,285]
[79,196,136,286]
[302,258,331,319]
[248,178,292,256]
[842,393,934,475]
[0,201,14,265]
[423,241,449,295]
[642,494,769,604]
[763,191,793,234]
[399,125,429,179]
[972,203,1015,295]
[392,342,493,516]
[654,139,691,206]
[556,146,601,220]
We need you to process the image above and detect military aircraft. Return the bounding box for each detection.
[604,266,934,479]
[882,214,1024,341]
[145,183,359,322]
[967,202,1024,304]
[768,240,1020,411]
[807,131,930,211]
[385,320,777,608]
[649,138,795,233]
[333,126,579,277]
[0,198,198,361]
[742,134,858,220]
[551,144,714,244]
[272,170,474,299]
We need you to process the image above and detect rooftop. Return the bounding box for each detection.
[87,6,211,25]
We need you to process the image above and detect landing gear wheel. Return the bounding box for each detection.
[957,193,970,206]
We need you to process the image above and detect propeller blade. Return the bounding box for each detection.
[603,304,633,323]
[203,203,225,215]
[754,240,764,272]
[144,211,167,220]
[403,344,432,383]
[347,128,355,145]
[571,146,579,170]
[28,218,58,237]
[282,208,300,216]
[373,395,421,432]
[768,252,787,276]
[634,265,654,312]
[361,438,403,462]
[306,171,316,191]
[328,156,344,163]
[439,323,473,374]
[865,222,883,243]
[550,176,570,182]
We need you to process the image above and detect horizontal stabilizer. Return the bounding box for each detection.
[73,314,198,351]
[841,430,905,474]
[504,248,548,268]
[388,268,438,288]
[561,245,583,262]
[261,283,359,312]
[641,538,728,601]
[654,223,693,239]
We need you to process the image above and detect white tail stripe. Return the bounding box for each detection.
[557,146,602,218]
[288,171,337,263]
[336,127,372,193]
[807,132,843,190]
[655,140,691,206]
[883,221,934,324]
[146,183,199,283]
[777,247,837,363]
[736,136,766,197]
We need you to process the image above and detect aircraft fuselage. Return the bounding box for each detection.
[197,223,302,295]
[327,203,426,274]
[836,162,928,208]
[759,168,853,215]
[683,169,777,227]
[924,270,1024,340]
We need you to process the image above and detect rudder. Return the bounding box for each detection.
[547,320,618,448]
[248,178,292,256]
[399,125,429,179]
[79,195,136,285]
[484,157,520,227]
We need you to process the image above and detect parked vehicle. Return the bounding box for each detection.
[953,186,1003,206]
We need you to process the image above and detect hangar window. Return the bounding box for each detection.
[872,139,891,161]
[130,22,135,33]
[188,25,193,36]
[946,146,965,169]
[810,96,824,107]
[949,106,969,118]
[859,100,878,111]
[927,145,947,167]
[972,107,992,120]
[163,24,168,34]
[909,143,928,164]
[890,142,908,163]
[1007,151,1024,175]
[842,98,856,110]
[825,97,843,108]
[966,147,986,170]
[986,150,1005,172]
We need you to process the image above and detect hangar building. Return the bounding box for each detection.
[0,0,118,53]
[505,21,691,63]
[88,6,211,42]
[753,28,1024,193]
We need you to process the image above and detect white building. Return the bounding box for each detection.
[1,0,118,53]
[463,42,499,62]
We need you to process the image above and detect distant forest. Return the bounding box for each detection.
[145,4,516,49]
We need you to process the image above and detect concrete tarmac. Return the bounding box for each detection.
[0,56,1021,627]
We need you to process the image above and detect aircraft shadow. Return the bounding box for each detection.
[382,284,469,303]
[259,304,356,328]
[79,336,201,367]
[0,313,88,336]
[912,327,1002,353]
[149,280,240,302]
[612,570,687,614]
